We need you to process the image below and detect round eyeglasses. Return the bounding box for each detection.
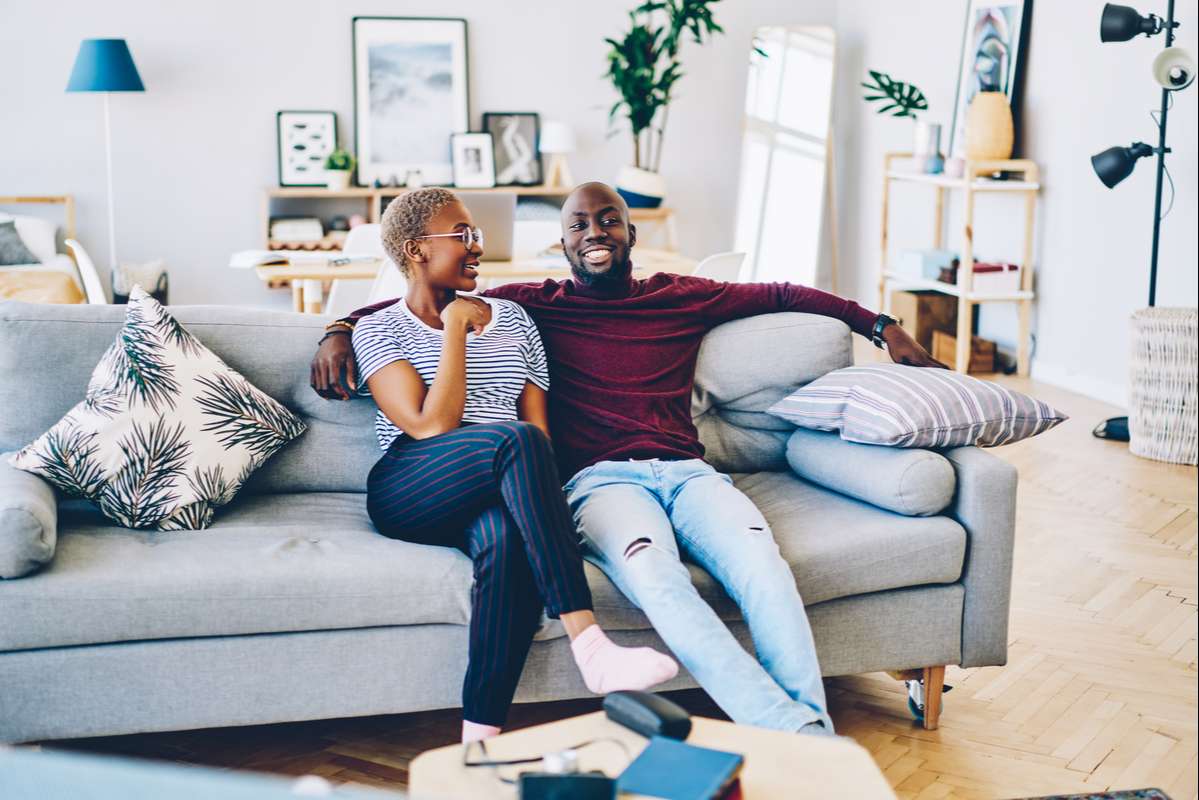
[412,227,484,251]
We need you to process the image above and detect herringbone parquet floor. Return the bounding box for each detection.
[44,370,1198,798]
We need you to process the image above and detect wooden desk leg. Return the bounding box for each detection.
[922,665,945,731]
[302,279,324,315]
[291,281,303,313]
[1017,298,1031,377]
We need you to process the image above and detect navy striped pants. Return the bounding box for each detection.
[366,421,593,726]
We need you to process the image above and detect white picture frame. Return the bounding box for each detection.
[353,17,469,187]
[451,133,496,189]
[276,110,337,187]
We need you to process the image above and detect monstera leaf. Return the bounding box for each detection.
[861,70,929,118]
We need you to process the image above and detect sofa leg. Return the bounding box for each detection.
[921,665,945,730]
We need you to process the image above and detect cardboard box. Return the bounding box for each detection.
[890,291,958,351]
[932,330,996,373]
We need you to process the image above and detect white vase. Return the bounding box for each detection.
[325,170,351,191]
[615,166,666,208]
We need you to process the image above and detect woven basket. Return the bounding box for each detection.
[1129,307,1198,465]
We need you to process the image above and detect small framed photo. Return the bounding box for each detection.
[451,133,496,189]
[482,112,541,186]
[277,110,338,187]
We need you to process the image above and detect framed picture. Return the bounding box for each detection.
[352,17,469,187]
[451,133,496,189]
[947,0,1033,161]
[276,111,337,187]
[482,112,542,186]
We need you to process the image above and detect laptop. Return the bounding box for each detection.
[458,191,515,261]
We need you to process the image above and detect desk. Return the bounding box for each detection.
[254,248,696,314]
[409,711,896,799]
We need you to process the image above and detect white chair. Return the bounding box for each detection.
[691,251,746,283]
[368,259,407,303]
[64,238,107,304]
[323,224,386,318]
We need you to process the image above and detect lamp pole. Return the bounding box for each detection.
[1147,0,1175,308]
[103,92,118,275]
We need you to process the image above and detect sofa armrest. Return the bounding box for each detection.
[943,445,1017,668]
[785,429,956,516]
[0,454,58,579]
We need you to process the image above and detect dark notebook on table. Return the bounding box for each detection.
[616,735,744,800]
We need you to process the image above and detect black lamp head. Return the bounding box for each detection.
[1100,3,1163,42]
[1091,142,1155,188]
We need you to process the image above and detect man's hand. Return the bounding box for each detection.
[311,332,358,400]
[882,323,949,369]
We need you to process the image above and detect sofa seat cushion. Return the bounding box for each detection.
[580,470,968,631]
[1,475,967,651]
[0,492,477,651]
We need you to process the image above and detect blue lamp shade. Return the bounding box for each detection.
[66,39,144,92]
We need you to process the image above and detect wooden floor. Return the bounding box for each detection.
[42,369,1198,799]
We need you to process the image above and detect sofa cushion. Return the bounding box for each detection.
[0,473,967,651]
[768,363,1067,448]
[0,454,57,579]
[8,288,307,530]
[785,428,955,516]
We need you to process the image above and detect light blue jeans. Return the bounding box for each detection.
[564,458,833,733]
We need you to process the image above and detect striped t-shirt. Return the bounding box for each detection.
[351,296,550,450]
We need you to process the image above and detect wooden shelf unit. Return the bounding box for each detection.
[262,186,678,253]
[878,152,1040,377]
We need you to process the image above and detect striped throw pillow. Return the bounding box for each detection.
[767,364,1067,448]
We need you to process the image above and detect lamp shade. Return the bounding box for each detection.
[1100,3,1157,42]
[539,121,576,154]
[1091,142,1154,188]
[66,39,144,92]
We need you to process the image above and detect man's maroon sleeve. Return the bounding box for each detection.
[333,297,401,330]
[695,277,878,338]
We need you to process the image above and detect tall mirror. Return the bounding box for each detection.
[733,26,836,286]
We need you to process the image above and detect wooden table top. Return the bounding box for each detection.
[253,248,695,284]
[408,711,896,799]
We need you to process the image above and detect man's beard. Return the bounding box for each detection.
[567,246,632,287]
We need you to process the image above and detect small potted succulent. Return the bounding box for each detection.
[324,149,355,191]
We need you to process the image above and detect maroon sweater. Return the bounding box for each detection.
[344,272,878,479]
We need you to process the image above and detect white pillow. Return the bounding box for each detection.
[8,286,308,530]
[0,213,57,264]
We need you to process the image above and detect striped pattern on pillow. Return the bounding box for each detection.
[767,364,1067,448]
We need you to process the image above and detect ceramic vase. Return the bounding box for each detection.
[965,91,1014,161]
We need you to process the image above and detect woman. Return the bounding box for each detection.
[351,188,677,743]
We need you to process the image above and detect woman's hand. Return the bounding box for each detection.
[882,323,949,369]
[441,297,490,335]
[310,332,357,400]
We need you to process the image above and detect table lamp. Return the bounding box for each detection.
[540,121,576,189]
[66,38,145,283]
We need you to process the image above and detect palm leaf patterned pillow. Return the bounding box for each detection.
[8,286,306,530]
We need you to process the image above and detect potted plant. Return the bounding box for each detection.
[861,70,942,174]
[604,0,726,208]
[324,149,355,191]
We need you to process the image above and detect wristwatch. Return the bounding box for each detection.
[871,313,897,349]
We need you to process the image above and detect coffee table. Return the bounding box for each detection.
[408,711,896,799]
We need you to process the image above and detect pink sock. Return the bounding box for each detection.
[462,720,501,743]
[570,625,678,695]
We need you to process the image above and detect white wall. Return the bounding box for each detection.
[0,0,833,310]
[4,0,1195,404]
[832,0,1199,405]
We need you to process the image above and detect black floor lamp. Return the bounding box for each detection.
[1090,1,1195,441]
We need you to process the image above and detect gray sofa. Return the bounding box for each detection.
[0,301,1016,744]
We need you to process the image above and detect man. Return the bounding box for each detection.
[311,182,944,734]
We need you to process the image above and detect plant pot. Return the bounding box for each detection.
[325,170,352,191]
[615,166,666,208]
[965,91,1014,161]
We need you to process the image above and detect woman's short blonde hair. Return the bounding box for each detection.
[380,187,458,276]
